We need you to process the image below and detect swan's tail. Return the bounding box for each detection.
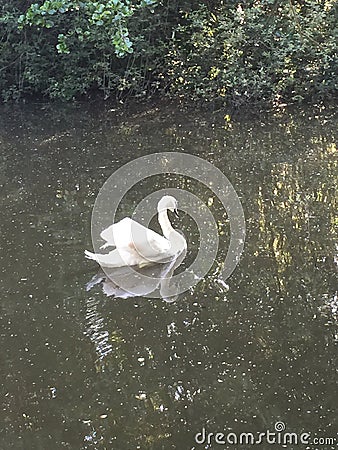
[84,249,126,268]
[84,250,98,261]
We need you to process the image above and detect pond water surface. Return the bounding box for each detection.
[0,102,337,449]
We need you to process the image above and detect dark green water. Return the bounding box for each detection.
[0,102,337,449]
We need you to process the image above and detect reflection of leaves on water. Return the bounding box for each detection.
[84,297,113,367]
[319,292,338,342]
[254,140,337,298]
[170,382,201,403]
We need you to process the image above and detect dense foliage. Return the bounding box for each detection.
[0,0,336,107]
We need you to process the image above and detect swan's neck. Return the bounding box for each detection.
[158,209,174,239]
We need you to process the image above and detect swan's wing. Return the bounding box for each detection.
[100,218,171,258]
[100,217,132,248]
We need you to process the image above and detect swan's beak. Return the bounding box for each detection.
[174,208,179,218]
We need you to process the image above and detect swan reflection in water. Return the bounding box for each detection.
[86,248,187,303]
[84,250,187,366]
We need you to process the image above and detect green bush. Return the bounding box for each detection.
[166,0,337,107]
[0,0,336,106]
[0,0,160,100]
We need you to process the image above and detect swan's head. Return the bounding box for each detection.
[157,195,179,216]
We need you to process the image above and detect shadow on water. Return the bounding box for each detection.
[0,102,337,449]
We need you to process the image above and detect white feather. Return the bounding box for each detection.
[85,196,186,268]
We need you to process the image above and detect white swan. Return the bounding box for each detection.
[85,195,187,268]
